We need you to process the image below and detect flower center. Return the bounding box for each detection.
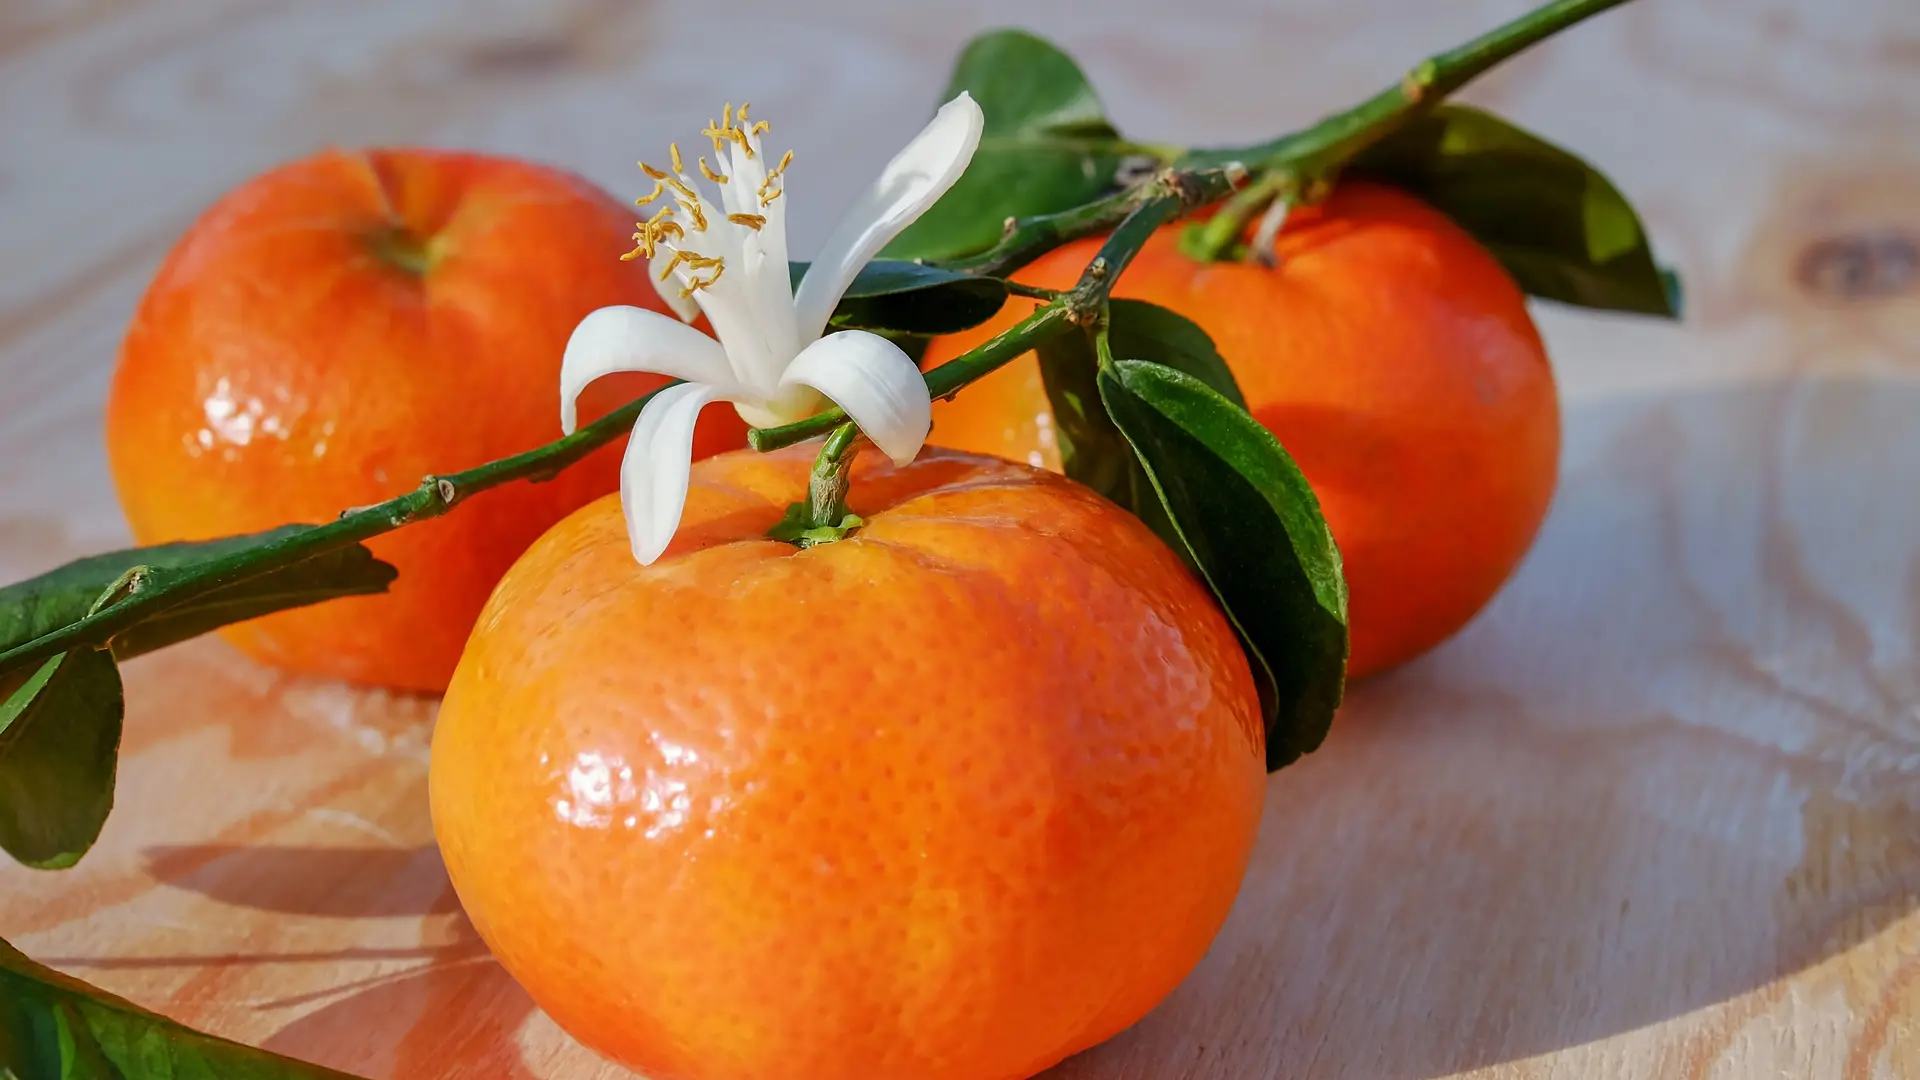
[619,103,795,305]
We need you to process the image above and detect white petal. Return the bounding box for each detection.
[791,92,984,342]
[648,251,702,323]
[780,331,931,466]
[560,306,736,434]
[620,381,718,565]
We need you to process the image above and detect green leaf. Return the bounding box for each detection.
[1098,360,1348,770]
[1037,324,1138,508]
[1106,300,1245,409]
[1347,104,1679,317]
[791,260,1008,336]
[1,934,367,1079]
[881,30,1134,262]
[0,526,396,666]
[1037,300,1249,520]
[0,649,122,870]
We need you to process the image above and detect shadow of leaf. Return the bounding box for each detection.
[142,845,460,918]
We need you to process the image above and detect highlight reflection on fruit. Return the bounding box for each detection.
[105,147,747,693]
[926,182,1561,679]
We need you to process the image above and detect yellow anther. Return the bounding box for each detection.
[669,142,685,175]
[655,218,685,243]
[737,102,751,125]
[657,249,720,282]
[639,161,668,180]
[634,179,668,207]
[727,213,766,230]
[722,102,733,129]
[699,157,728,184]
[758,150,792,208]
[671,189,709,232]
[625,207,678,259]
[703,122,748,154]
[682,262,724,297]
[750,120,769,138]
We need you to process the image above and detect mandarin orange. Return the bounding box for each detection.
[106,148,746,692]
[926,181,1559,678]
[429,444,1266,1080]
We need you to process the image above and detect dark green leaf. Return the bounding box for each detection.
[0,526,396,666]
[1,934,366,1079]
[1099,360,1348,769]
[0,649,122,870]
[790,259,1008,336]
[1035,300,1249,521]
[1106,300,1245,409]
[1037,324,1136,506]
[881,30,1133,261]
[1348,104,1678,317]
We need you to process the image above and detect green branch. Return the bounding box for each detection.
[749,166,1242,453]
[0,386,670,678]
[943,164,1247,280]
[1181,0,1636,258]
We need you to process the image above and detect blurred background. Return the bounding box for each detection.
[4,1,1919,1078]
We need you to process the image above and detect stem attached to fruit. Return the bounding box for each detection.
[1179,0,1639,260]
[808,423,861,529]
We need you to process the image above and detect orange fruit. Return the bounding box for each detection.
[430,444,1266,1080]
[106,148,746,692]
[926,181,1559,678]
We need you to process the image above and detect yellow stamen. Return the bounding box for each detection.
[737,102,751,125]
[683,261,724,298]
[656,249,726,297]
[727,212,766,230]
[669,142,685,175]
[703,122,749,155]
[758,150,792,208]
[656,249,721,283]
[722,102,733,129]
[672,186,709,232]
[623,207,678,260]
[699,157,728,184]
[634,179,668,207]
[750,120,769,138]
[639,161,668,180]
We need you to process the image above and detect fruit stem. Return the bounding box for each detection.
[808,422,860,529]
[1179,0,1639,184]
[1179,171,1295,264]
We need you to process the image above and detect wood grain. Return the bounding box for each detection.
[4,0,1918,1076]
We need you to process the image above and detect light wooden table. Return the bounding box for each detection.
[4,0,1917,1077]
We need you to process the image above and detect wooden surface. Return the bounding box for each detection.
[4,0,1918,1076]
